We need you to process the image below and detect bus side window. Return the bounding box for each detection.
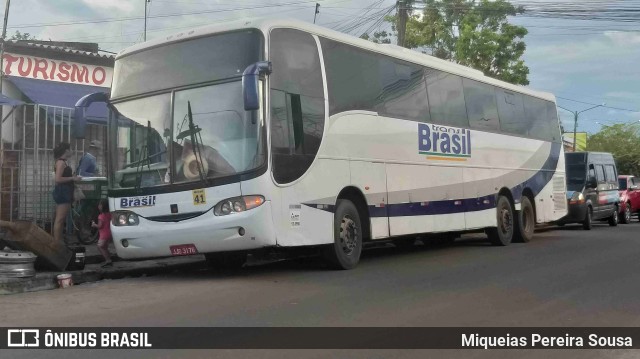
[270,28,325,184]
[546,101,562,142]
[319,37,430,122]
[496,89,526,137]
[523,96,550,141]
[425,68,469,128]
[463,78,499,131]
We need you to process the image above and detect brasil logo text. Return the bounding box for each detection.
[418,123,471,161]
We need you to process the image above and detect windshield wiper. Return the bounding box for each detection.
[133,121,154,193]
[176,101,206,183]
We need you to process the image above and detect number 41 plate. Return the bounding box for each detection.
[170,244,198,256]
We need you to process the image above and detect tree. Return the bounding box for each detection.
[586,123,640,176]
[9,31,36,41]
[360,30,391,44]
[364,0,530,85]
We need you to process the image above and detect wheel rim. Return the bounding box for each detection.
[499,201,512,235]
[339,215,358,256]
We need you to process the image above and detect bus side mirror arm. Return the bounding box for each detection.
[242,61,272,112]
[74,92,110,139]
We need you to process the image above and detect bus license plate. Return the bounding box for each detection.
[170,244,198,256]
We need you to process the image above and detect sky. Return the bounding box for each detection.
[4,0,639,134]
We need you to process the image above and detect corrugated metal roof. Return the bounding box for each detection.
[5,40,115,60]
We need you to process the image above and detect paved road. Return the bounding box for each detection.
[3,220,640,358]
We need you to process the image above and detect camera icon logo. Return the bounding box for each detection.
[7,329,40,347]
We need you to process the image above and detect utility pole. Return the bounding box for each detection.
[557,103,605,152]
[144,0,151,42]
[0,0,11,98]
[314,3,320,24]
[0,0,10,222]
[396,0,410,47]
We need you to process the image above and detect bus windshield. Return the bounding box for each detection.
[111,82,265,189]
[109,30,265,189]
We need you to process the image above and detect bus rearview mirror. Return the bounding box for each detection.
[74,92,110,139]
[242,61,271,112]
[587,176,597,188]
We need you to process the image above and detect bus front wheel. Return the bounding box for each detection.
[323,199,362,270]
[487,195,514,246]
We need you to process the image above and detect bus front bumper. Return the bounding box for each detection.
[111,202,277,259]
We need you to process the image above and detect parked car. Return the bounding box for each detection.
[559,152,620,229]
[618,175,640,223]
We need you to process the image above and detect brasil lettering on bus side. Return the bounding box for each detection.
[120,195,157,208]
[418,123,471,160]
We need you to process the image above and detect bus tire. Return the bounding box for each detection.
[487,195,514,246]
[323,199,362,270]
[513,196,534,243]
[205,252,246,271]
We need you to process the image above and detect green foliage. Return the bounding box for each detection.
[10,31,36,41]
[369,0,529,85]
[360,30,391,44]
[587,123,640,176]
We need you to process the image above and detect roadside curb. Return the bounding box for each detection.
[0,255,206,295]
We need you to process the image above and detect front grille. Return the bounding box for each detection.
[146,211,207,222]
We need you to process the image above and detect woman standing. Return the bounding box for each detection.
[52,142,80,243]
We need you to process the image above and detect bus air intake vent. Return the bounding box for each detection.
[146,211,206,222]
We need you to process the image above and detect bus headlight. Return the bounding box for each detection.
[113,211,140,226]
[214,195,265,216]
[569,192,585,205]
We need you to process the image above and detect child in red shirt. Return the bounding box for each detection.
[92,199,113,267]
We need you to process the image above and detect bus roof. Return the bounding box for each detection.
[117,17,556,102]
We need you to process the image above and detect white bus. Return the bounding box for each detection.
[74,18,567,270]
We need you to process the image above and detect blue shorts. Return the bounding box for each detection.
[52,185,73,204]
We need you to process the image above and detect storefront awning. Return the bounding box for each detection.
[0,93,24,106]
[6,76,109,124]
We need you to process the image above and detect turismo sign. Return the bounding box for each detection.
[1,52,113,87]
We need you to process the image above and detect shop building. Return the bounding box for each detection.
[0,40,114,230]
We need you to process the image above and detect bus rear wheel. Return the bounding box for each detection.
[487,195,514,246]
[323,199,362,270]
[514,196,534,243]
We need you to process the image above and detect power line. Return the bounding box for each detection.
[40,5,314,43]
[557,96,639,112]
[4,0,333,30]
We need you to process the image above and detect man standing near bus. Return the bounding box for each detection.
[77,140,101,177]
